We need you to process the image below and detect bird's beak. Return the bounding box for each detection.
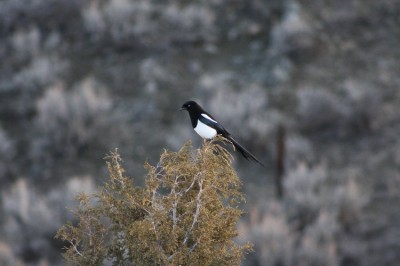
[179,107,186,111]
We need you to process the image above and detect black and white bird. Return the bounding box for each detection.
[180,100,264,167]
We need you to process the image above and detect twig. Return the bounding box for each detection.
[68,240,83,257]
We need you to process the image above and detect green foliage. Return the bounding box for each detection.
[56,137,252,265]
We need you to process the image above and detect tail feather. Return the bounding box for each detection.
[226,136,265,167]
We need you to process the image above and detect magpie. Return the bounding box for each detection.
[180,100,264,167]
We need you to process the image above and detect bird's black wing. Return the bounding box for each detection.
[198,114,229,135]
[198,114,265,167]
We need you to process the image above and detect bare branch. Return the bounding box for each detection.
[189,242,198,252]
[183,173,199,194]
[183,176,203,245]
[68,240,83,257]
[171,175,179,231]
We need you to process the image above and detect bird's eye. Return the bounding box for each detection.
[188,104,191,107]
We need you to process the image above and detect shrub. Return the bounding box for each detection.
[240,164,369,266]
[341,79,381,133]
[11,55,68,92]
[269,1,314,60]
[296,86,381,136]
[0,126,14,182]
[56,138,252,265]
[9,26,41,61]
[82,0,216,46]
[31,78,129,162]
[139,57,174,93]
[296,88,348,133]
[238,202,294,266]
[80,0,281,48]
[0,176,97,264]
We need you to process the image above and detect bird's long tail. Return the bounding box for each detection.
[226,136,265,167]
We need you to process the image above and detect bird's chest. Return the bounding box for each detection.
[194,120,217,139]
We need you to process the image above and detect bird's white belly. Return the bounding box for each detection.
[194,120,217,139]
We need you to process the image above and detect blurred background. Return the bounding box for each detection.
[0,0,399,265]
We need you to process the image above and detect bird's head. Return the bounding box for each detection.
[180,100,198,111]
